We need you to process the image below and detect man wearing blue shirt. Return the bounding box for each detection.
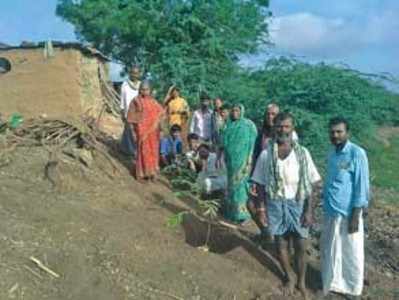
[322,117,369,299]
[160,124,183,167]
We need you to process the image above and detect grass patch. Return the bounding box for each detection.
[368,133,399,192]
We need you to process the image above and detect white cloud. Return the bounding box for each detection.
[269,11,399,57]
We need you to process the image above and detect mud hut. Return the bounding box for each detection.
[0,42,118,119]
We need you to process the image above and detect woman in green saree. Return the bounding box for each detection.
[219,104,257,224]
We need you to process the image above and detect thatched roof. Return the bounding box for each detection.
[0,41,110,61]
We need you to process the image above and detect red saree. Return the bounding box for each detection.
[127,95,164,179]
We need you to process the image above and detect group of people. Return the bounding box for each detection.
[119,66,370,299]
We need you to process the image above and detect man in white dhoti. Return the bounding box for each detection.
[120,66,141,156]
[322,117,370,299]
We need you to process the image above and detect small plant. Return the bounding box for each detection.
[166,211,188,229]
[162,164,200,194]
[163,164,222,252]
[198,199,220,251]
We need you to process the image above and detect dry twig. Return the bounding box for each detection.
[29,256,60,278]
[99,66,121,117]
[2,116,123,180]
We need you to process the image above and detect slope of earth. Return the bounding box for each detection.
[0,146,398,300]
[0,146,287,300]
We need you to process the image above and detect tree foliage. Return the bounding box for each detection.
[57,0,270,102]
[242,58,399,164]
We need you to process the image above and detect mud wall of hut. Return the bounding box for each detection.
[0,48,106,119]
[79,53,107,117]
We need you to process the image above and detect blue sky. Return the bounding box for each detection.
[266,0,399,76]
[1,0,398,79]
[0,0,75,44]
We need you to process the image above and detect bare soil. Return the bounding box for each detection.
[0,146,398,300]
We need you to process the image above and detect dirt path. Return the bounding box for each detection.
[0,147,397,299]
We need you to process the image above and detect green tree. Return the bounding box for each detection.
[243,58,399,166]
[57,0,270,103]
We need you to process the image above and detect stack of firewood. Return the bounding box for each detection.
[1,116,123,184]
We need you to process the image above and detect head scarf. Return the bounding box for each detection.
[223,104,257,185]
[222,104,257,223]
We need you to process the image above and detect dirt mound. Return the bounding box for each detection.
[0,142,398,299]
[0,146,286,300]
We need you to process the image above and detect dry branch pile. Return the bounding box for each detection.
[0,116,124,185]
[99,66,121,117]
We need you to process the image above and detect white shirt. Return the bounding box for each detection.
[120,80,140,117]
[185,150,198,161]
[200,153,226,176]
[189,109,213,141]
[197,153,227,193]
[292,131,299,141]
[252,147,321,199]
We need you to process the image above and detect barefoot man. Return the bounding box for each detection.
[321,117,369,299]
[251,112,321,299]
